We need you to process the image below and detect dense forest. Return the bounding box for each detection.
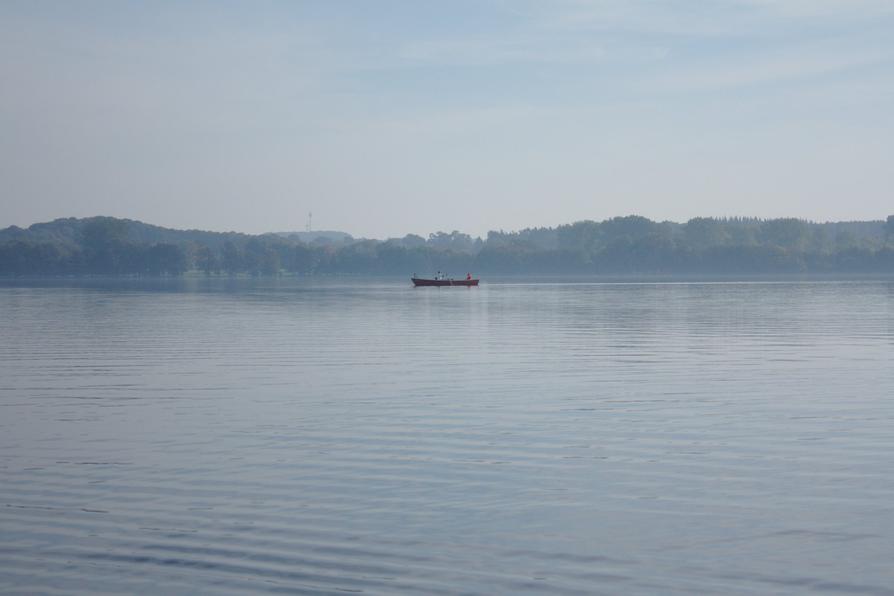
[1,215,893,276]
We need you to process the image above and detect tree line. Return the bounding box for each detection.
[1,215,893,276]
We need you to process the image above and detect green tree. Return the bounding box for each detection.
[556,220,600,254]
[600,216,658,244]
[684,218,730,250]
[195,246,220,274]
[221,241,242,275]
[428,231,475,252]
[761,218,810,251]
[401,234,426,248]
[81,217,130,273]
[260,247,281,275]
[145,244,187,275]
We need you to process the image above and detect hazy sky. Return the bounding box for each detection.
[1,1,892,238]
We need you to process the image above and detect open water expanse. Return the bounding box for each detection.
[1,278,893,595]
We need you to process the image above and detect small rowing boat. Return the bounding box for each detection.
[412,276,479,287]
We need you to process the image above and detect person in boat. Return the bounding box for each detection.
[466,273,472,280]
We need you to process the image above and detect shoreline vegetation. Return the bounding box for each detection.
[2,215,893,277]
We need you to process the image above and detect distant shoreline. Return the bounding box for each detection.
[2,215,892,277]
[3,272,894,285]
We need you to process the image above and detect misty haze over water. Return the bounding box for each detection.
[3,0,894,593]
[2,278,893,594]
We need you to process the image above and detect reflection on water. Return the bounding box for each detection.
[1,279,893,594]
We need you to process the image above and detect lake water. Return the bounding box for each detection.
[2,278,893,595]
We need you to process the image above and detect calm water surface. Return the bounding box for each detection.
[1,279,893,594]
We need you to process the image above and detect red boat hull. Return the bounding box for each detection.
[412,278,479,287]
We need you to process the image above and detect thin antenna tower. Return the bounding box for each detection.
[306,211,313,233]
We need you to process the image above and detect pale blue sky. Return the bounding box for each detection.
[2,1,892,237]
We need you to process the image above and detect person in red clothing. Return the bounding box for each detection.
[466,273,472,280]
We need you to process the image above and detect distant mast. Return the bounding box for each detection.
[306,212,312,234]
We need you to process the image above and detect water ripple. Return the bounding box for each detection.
[2,279,893,594]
